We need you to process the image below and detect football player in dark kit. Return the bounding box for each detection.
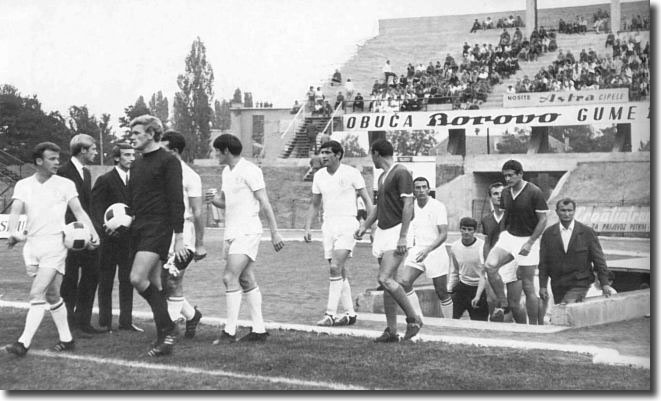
[124,115,187,356]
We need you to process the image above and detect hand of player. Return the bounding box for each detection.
[518,241,532,256]
[471,297,480,308]
[395,237,407,256]
[601,284,615,297]
[415,248,430,263]
[87,235,100,250]
[194,245,207,261]
[539,287,549,301]
[173,236,188,262]
[354,226,366,240]
[303,229,312,243]
[271,231,285,252]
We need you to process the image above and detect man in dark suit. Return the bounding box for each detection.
[538,198,615,305]
[57,134,104,335]
[91,143,142,332]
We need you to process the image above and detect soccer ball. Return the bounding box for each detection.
[104,203,133,231]
[63,222,91,251]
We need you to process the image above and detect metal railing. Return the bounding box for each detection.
[321,102,344,136]
[280,101,306,140]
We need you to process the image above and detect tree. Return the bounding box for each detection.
[549,125,615,153]
[118,96,151,142]
[149,91,169,128]
[98,113,118,164]
[68,106,119,165]
[232,88,242,104]
[212,99,231,130]
[387,130,437,155]
[340,134,367,157]
[496,131,528,154]
[173,37,215,161]
[0,84,72,161]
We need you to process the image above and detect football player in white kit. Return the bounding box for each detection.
[160,130,207,339]
[304,140,373,326]
[5,142,99,357]
[398,177,453,321]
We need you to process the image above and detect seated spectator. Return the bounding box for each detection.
[513,27,523,44]
[484,16,494,29]
[331,69,342,86]
[322,100,334,117]
[506,84,515,94]
[290,100,301,115]
[548,36,558,52]
[352,92,364,112]
[470,18,481,33]
[516,15,524,28]
[335,92,345,111]
[559,18,566,33]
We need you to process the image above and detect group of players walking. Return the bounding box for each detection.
[5,113,559,357]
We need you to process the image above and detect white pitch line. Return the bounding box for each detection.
[29,350,371,390]
[0,300,649,370]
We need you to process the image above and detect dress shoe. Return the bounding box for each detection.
[119,323,144,333]
[79,325,107,335]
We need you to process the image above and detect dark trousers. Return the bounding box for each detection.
[452,281,489,321]
[97,238,134,328]
[61,248,99,328]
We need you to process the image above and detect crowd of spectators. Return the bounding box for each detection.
[512,32,649,100]
[470,15,525,33]
[622,14,649,31]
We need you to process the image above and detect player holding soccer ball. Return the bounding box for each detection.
[160,130,207,339]
[5,142,99,357]
[91,143,142,332]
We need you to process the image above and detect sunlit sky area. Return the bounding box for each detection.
[0,0,653,131]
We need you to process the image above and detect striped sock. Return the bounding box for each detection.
[49,299,72,342]
[167,296,185,321]
[18,301,46,348]
[225,290,242,336]
[440,297,454,319]
[244,287,265,334]
[406,290,423,321]
[325,276,343,316]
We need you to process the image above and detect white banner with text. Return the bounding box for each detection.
[0,214,27,239]
[503,88,629,108]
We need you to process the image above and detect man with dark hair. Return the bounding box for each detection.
[352,93,364,112]
[125,115,186,357]
[92,143,142,332]
[355,139,422,342]
[484,160,548,324]
[398,176,453,320]
[304,140,373,327]
[160,130,207,339]
[448,217,489,321]
[207,134,284,343]
[481,182,526,323]
[5,142,99,357]
[539,198,614,305]
[57,134,104,336]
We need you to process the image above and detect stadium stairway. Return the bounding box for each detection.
[280,116,332,159]
[0,150,34,212]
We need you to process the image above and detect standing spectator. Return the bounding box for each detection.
[383,60,397,85]
[58,134,105,336]
[345,78,355,99]
[315,87,325,112]
[448,217,489,321]
[92,144,142,332]
[354,139,422,342]
[538,198,614,305]
[335,91,345,111]
[4,142,100,357]
[306,86,315,112]
[470,19,481,33]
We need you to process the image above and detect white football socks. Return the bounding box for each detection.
[18,301,46,348]
[440,297,454,319]
[224,290,242,336]
[325,276,343,316]
[406,290,424,322]
[181,299,196,321]
[244,287,265,334]
[49,299,72,342]
[167,296,185,321]
[340,278,356,316]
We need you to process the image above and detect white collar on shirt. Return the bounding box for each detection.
[510,181,528,200]
[71,156,85,180]
[114,166,129,185]
[560,219,575,234]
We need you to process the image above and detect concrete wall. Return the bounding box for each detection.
[229,107,293,161]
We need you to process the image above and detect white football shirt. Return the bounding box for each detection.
[12,174,78,238]
[222,158,265,239]
[410,198,448,247]
[181,161,202,221]
[312,164,365,220]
